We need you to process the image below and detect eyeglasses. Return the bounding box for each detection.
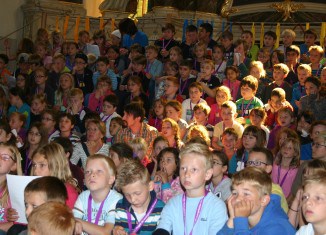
[213,160,224,166]
[28,131,41,137]
[312,142,326,148]
[0,154,15,162]
[246,160,268,167]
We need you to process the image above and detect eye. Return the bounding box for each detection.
[302,195,309,201]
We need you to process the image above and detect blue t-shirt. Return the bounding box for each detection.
[8,103,31,128]
[122,31,149,49]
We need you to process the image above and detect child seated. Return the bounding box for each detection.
[248,108,270,145]
[192,103,214,138]
[114,159,165,234]
[221,128,238,160]
[72,53,94,95]
[154,143,228,235]
[92,56,118,91]
[109,143,133,172]
[162,76,184,103]
[130,137,154,174]
[8,87,30,128]
[8,112,27,147]
[208,86,232,126]
[178,60,196,99]
[223,65,241,101]
[108,116,126,145]
[148,98,165,132]
[217,167,295,234]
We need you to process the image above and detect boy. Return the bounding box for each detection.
[246,147,289,213]
[181,82,207,123]
[92,56,118,91]
[28,202,75,235]
[277,29,296,59]
[198,22,218,50]
[265,87,293,129]
[197,59,220,100]
[221,128,238,160]
[100,94,120,142]
[47,53,70,91]
[8,87,31,128]
[154,23,180,60]
[285,45,300,85]
[300,29,318,64]
[217,167,296,234]
[296,171,326,235]
[221,31,234,61]
[212,101,244,150]
[72,53,94,95]
[154,143,228,235]
[163,76,184,103]
[0,54,11,86]
[290,64,311,112]
[263,31,277,53]
[192,103,214,138]
[113,159,164,234]
[178,60,196,99]
[309,45,324,76]
[241,30,259,61]
[180,24,198,60]
[262,63,292,103]
[235,75,264,125]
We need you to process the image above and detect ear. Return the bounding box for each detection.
[10,162,17,173]
[261,194,270,207]
[108,175,115,185]
[148,180,154,191]
[265,165,273,174]
[205,168,213,181]
[222,165,228,174]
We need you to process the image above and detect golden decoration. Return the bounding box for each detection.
[270,0,305,21]
[221,0,239,18]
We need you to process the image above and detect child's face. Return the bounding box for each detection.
[297,116,311,133]
[160,152,177,178]
[286,51,299,64]
[179,66,191,78]
[242,134,257,150]
[249,111,263,126]
[27,127,42,146]
[279,133,288,147]
[94,37,104,46]
[79,33,89,45]
[161,122,174,138]
[226,69,238,82]
[9,94,19,106]
[195,47,205,59]
[309,50,322,64]
[273,69,285,82]
[258,52,269,64]
[0,146,17,175]
[271,52,280,65]
[24,191,47,218]
[59,74,72,90]
[277,112,293,127]
[16,75,26,89]
[127,80,141,93]
[270,95,284,112]
[297,69,310,84]
[97,81,110,92]
[41,113,55,130]
[154,101,164,117]
[189,87,203,102]
[110,35,121,46]
[102,101,116,116]
[9,115,23,130]
[164,80,178,96]
[302,183,326,226]
[107,48,119,60]
[145,49,158,61]
[74,58,87,72]
[221,134,236,150]
[109,150,121,169]
[86,122,104,142]
[305,82,319,96]
[282,34,294,46]
[250,67,261,80]
[263,35,275,47]
[247,152,269,172]
[32,153,50,177]
[304,34,316,47]
[281,142,296,159]
[212,155,226,178]
[221,38,232,50]
[109,120,121,136]
[59,117,73,132]
[68,44,78,56]
[186,31,198,44]
[200,63,214,78]
[165,106,179,121]
[163,29,174,40]
[194,109,207,123]
[36,46,46,58]
[132,63,145,73]
[321,70,326,84]
[234,43,245,55]
[241,84,255,100]
[0,129,12,143]
[213,47,223,61]
[241,33,252,45]
[221,107,235,123]
[121,180,153,211]
[311,124,326,140]
[169,50,179,62]
[154,140,168,157]
[35,71,47,85]
[85,158,114,192]
[165,65,178,76]
[216,91,228,106]
[96,61,109,74]
[179,154,212,195]
[312,136,326,159]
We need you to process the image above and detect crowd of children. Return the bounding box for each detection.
[0,20,325,234]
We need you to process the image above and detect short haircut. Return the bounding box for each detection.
[240,75,258,91]
[281,29,296,39]
[297,64,312,74]
[273,63,290,75]
[69,88,83,98]
[41,109,59,124]
[78,30,89,37]
[52,137,73,158]
[145,45,159,54]
[305,76,321,88]
[304,29,317,40]
[272,50,285,63]
[118,18,138,36]
[225,65,240,76]
[271,87,286,100]
[232,167,272,196]
[234,39,249,52]
[96,75,112,89]
[165,100,182,113]
[303,159,326,176]
[130,43,144,54]
[186,25,197,33]
[53,53,66,62]
[189,82,203,93]
[222,127,239,140]
[9,112,26,125]
[115,159,150,190]
[309,45,324,57]
[264,31,277,40]
[103,94,119,107]
[212,150,229,167]
[86,119,106,137]
[193,103,211,115]
[25,176,68,203]
[286,45,300,56]
[34,66,48,77]
[28,54,43,66]
[221,100,237,113]
[180,143,213,170]
[250,147,273,165]
[92,29,106,40]
[166,76,180,86]
[278,106,294,118]
[241,30,253,38]
[162,23,175,33]
[194,41,207,51]
[216,85,232,101]
[109,143,133,161]
[297,110,316,125]
[96,56,109,65]
[250,61,266,78]
[28,201,75,235]
[249,107,267,122]
[213,44,226,54]
[130,137,148,152]
[0,54,9,64]
[59,112,75,126]
[179,59,193,69]
[86,154,117,176]
[124,103,145,122]
[200,22,213,36]
[132,55,147,65]
[303,170,326,190]
[221,30,233,40]
[9,87,26,102]
[201,59,215,70]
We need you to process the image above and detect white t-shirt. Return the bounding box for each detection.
[296,223,314,235]
[181,98,207,123]
[100,112,120,138]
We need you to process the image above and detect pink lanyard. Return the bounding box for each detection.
[241,98,253,117]
[182,191,208,235]
[87,191,110,225]
[162,39,172,50]
[127,198,158,234]
[277,166,291,187]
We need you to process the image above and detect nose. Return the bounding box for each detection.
[26,206,32,218]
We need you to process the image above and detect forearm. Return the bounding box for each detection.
[77,219,113,235]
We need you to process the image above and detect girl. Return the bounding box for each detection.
[169,46,182,65]
[109,143,133,172]
[151,136,169,177]
[148,98,166,132]
[41,109,59,141]
[249,61,267,99]
[153,147,183,203]
[272,137,300,199]
[206,150,231,202]
[270,50,284,80]
[20,122,48,176]
[161,118,183,150]
[249,108,270,146]
[222,66,241,101]
[207,86,231,126]
[35,28,51,51]
[34,41,52,70]
[164,100,188,139]
[192,103,214,138]
[0,143,22,232]
[65,42,78,71]
[130,137,154,174]
[107,45,127,76]
[54,73,74,112]
[268,107,296,150]
[31,67,55,106]
[0,121,17,146]
[258,47,271,70]
[92,29,110,57]
[30,94,47,123]
[108,116,126,145]
[273,127,299,156]
[31,143,79,209]
[221,128,238,160]
[212,44,227,83]
[192,42,206,74]
[229,125,265,174]
[186,124,211,146]
[51,30,64,55]
[8,112,26,147]
[15,73,30,98]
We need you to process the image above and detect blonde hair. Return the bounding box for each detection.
[55,73,74,107]
[162,118,181,148]
[281,29,296,39]
[232,167,272,196]
[273,63,290,76]
[250,61,266,78]
[180,143,213,170]
[69,88,83,99]
[275,137,300,168]
[86,154,117,177]
[216,86,232,101]
[130,137,148,152]
[201,59,215,69]
[297,64,312,75]
[187,125,210,146]
[309,45,324,57]
[221,100,237,113]
[86,119,106,137]
[193,103,211,115]
[303,170,326,190]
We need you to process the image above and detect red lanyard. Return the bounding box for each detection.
[87,191,110,225]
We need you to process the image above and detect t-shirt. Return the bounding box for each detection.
[213,121,244,147]
[296,223,314,235]
[206,177,232,202]
[271,164,298,198]
[235,96,264,124]
[181,98,207,123]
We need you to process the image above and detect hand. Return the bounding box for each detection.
[160,49,169,57]
[119,48,128,55]
[190,69,198,76]
[6,208,19,222]
[268,100,275,113]
[234,199,253,218]
[74,220,83,235]
[235,117,246,125]
[145,73,152,79]
[226,195,235,228]
[155,170,168,184]
[295,100,302,110]
[113,226,128,235]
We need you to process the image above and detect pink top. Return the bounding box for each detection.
[207,104,223,126]
[65,182,79,209]
[87,90,114,113]
[271,164,298,198]
[154,177,184,203]
[223,79,240,101]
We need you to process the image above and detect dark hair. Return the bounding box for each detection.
[250,147,273,165]
[212,150,229,166]
[9,87,26,102]
[179,59,193,69]
[157,147,180,179]
[41,109,59,125]
[304,29,317,40]
[271,50,285,64]
[153,136,169,148]
[162,23,175,33]
[264,31,277,40]
[234,39,249,52]
[200,23,213,36]
[186,25,197,33]
[225,65,240,76]
[0,54,9,64]
[28,54,43,66]
[305,76,321,88]
[92,29,106,40]
[241,30,253,38]
[25,176,68,203]
[52,137,73,158]
[186,136,208,146]
[221,31,233,40]
[213,44,225,54]
[78,30,89,38]
[286,45,300,56]
[84,111,101,123]
[104,94,119,107]
[75,53,88,63]
[111,116,127,128]
[59,113,75,126]
[109,143,133,160]
[18,38,35,55]
[124,103,145,122]
[118,18,138,36]
[0,120,17,145]
[132,55,147,66]
[240,75,258,91]
[108,45,120,54]
[24,122,48,150]
[297,111,316,125]
[96,56,109,65]
[130,43,144,54]
[237,125,265,159]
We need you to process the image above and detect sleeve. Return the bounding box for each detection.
[181,101,187,121]
[108,69,118,91]
[155,199,175,232]
[70,143,83,165]
[233,217,251,234]
[216,223,234,235]
[73,194,85,219]
[208,198,228,234]
[228,154,238,174]
[151,61,163,80]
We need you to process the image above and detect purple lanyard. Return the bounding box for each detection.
[241,98,253,117]
[162,39,172,50]
[146,62,152,73]
[300,85,305,97]
[24,150,31,175]
[277,166,291,187]
[87,191,110,225]
[214,61,223,74]
[101,114,112,123]
[127,198,158,234]
[182,191,208,235]
[179,78,189,95]
[189,100,199,119]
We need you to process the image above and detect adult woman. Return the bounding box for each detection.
[118,18,148,49]
[70,119,109,169]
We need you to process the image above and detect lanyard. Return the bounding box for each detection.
[162,39,172,50]
[24,150,31,175]
[101,114,112,123]
[214,61,223,74]
[87,191,110,225]
[189,100,199,119]
[241,98,253,117]
[300,85,305,97]
[146,62,152,73]
[209,176,227,195]
[277,166,291,187]
[179,78,189,95]
[127,198,158,234]
[182,191,208,235]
